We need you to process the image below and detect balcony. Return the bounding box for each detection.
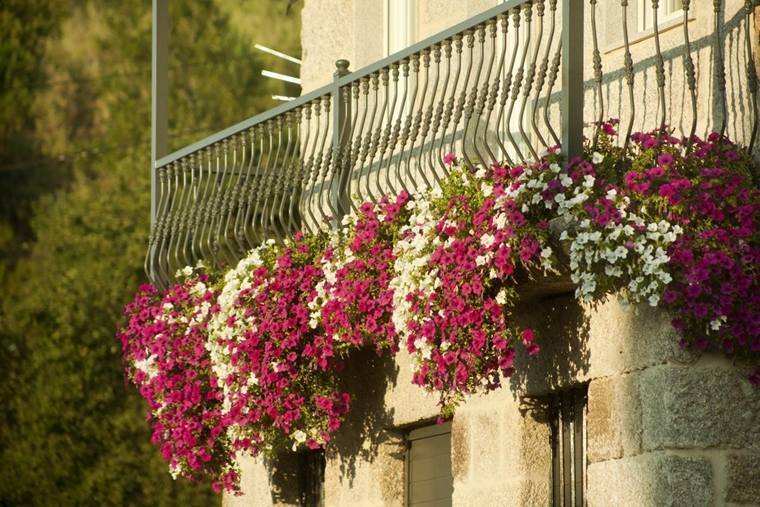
[144,0,759,287]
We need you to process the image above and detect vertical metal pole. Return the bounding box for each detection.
[561,394,573,506]
[332,59,351,222]
[152,0,169,225]
[561,0,584,160]
[573,388,587,506]
[550,397,562,506]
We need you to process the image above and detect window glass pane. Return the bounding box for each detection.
[407,422,453,507]
[639,0,683,31]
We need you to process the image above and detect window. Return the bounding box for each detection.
[548,385,588,507]
[384,0,417,56]
[406,421,453,507]
[638,0,683,31]
[298,449,326,507]
[602,1,690,52]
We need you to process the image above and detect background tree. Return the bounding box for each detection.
[0,0,303,504]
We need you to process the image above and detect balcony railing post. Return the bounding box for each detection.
[561,0,584,160]
[332,59,351,223]
[152,0,169,222]
[150,0,169,283]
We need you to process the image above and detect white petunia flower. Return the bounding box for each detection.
[480,234,495,249]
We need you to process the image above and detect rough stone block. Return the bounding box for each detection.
[587,375,642,463]
[587,453,713,507]
[451,414,470,482]
[469,410,503,478]
[223,455,275,507]
[384,349,440,427]
[517,405,553,475]
[587,377,624,462]
[639,365,760,452]
[726,453,760,504]
[511,297,691,396]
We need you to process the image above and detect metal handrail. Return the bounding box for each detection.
[146,0,760,287]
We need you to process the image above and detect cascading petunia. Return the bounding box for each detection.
[118,124,759,493]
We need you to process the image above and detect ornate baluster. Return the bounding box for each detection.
[315,96,333,224]
[714,0,727,135]
[350,78,371,204]
[168,158,191,274]
[208,140,229,263]
[264,117,286,240]
[590,0,604,149]
[397,55,420,193]
[199,145,217,262]
[430,41,452,177]
[218,136,242,265]
[156,162,177,285]
[450,31,474,160]
[288,110,305,235]
[364,70,386,202]
[225,132,249,256]
[235,127,258,250]
[303,102,323,232]
[145,165,168,285]
[496,10,520,164]
[191,149,213,263]
[416,46,440,187]
[289,108,309,234]
[380,63,401,194]
[273,111,296,238]
[506,6,529,163]
[621,0,635,154]
[462,26,485,168]
[330,87,353,219]
[532,0,555,152]
[244,125,266,247]
[406,51,430,192]
[482,15,509,163]
[543,34,562,148]
[439,36,462,174]
[386,58,409,194]
[519,2,539,161]
[376,66,397,196]
[257,120,274,241]
[652,0,667,132]
[745,0,759,157]
[175,156,195,269]
[473,20,497,166]
[293,109,314,235]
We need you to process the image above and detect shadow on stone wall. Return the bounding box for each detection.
[261,346,401,502]
[263,450,301,505]
[510,293,592,397]
[329,346,401,487]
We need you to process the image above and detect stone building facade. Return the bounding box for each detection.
[224,1,760,506]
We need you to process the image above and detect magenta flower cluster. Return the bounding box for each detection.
[119,278,238,493]
[218,234,351,461]
[398,163,547,414]
[621,131,760,381]
[318,192,411,354]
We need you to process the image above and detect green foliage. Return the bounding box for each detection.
[0,0,302,504]
[0,155,219,505]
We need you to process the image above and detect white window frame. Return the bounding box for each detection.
[638,0,683,32]
[384,0,417,57]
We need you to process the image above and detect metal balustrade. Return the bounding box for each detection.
[146,0,760,287]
